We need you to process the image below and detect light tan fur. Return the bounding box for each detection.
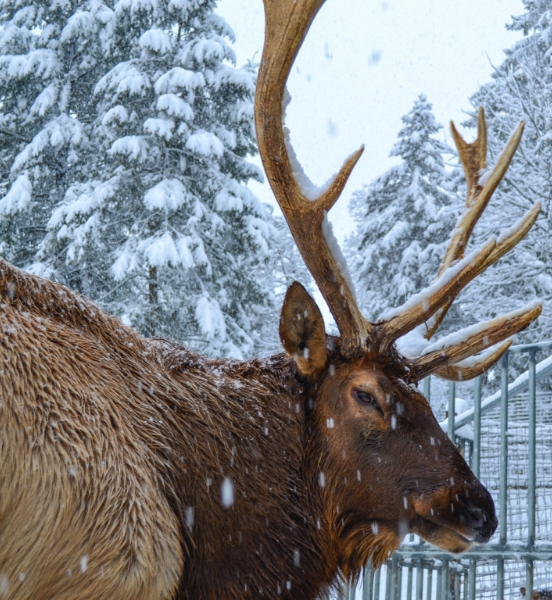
[0,266,183,599]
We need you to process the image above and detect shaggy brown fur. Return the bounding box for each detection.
[0,262,496,599]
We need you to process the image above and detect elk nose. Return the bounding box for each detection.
[458,490,497,544]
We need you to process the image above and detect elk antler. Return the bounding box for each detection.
[255,1,541,376]
[256,0,368,358]
[424,108,540,340]
[414,303,541,380]
[411,108,541,380]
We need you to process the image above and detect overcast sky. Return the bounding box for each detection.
[217,0,525,242]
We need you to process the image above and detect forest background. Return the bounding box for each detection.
[0,0,549,405]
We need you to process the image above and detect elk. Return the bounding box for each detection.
[0,0,541,599]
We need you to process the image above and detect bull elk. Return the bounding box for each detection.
[0,0,541,598]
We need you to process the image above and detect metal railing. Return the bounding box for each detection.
[338,341,552,600]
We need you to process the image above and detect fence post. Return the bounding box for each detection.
[528,348,537,548]
[442,558,450,600]
[497,351,509,600]
[472,376,482,478]
[385,561,393,600]
[396,559,402,600]
[363,560,373,600]
[373,567,381,600]
[526,348,537,600]
[453,570,460,600]
[468,559,476,600]
[415,560,423,600]
[426,567,432,600]
[390,557,399,600]
[406,564,412,600]
[525,559,534,600]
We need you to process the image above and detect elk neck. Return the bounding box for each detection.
[148,338,339,599]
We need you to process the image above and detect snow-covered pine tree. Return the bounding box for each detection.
[347,95,459,325]
[0,0,113,268]
[251,211,316,352]
[458,0,552,343]
[30,0,279,359]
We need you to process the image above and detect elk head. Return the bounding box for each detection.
[255,0,540,575]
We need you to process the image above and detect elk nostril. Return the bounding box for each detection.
[463,504,485,527]
[461,499,497,542]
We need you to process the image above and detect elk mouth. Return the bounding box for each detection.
[408,485,498,553]
[410,515,496,554]
[409,515,476,553]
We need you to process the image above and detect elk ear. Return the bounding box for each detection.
[280,282,327,377]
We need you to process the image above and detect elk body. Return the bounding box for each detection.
[0,0,542,599]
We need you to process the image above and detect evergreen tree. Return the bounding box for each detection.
[252,213,315,355]
[461,0,552,343]
[3,0,281,359]
[0,0,113,267]
[347,95,458,324]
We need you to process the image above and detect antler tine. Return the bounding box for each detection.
[413,303,541,380]
[380,202,541,350]
[441,107,521,273]
[424,109,526,339]
[473,202,540,279]
[434,341,512,382]
[256,0,368,358]
[378,238,496,352]
[449,106,487,208]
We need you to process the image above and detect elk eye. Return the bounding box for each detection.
[353,389,380,409]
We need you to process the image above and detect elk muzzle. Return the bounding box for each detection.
[410,481,497,553]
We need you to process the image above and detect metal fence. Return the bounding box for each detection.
[338,341,552,600]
